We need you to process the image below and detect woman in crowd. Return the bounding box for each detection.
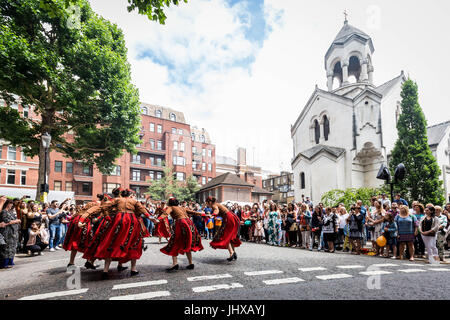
[337,207,349,250]
[395,205,418,261]
[240,205,251,242]
[159,197,203,271]
[381,212,398,258]
[205,196,241,261]
[80,189,151,279]
[322,207,338,253]
[26,222,49,256]
[154,201,171,244]
[418,205,440,264]
[25,204,45,256]
[348,206,364,255]
[413,203,426,258]
[298,204,311,249]
[0,197,21,269]
[435,206,448,262]
[310,206,322,251]
[254,216,264,243]
[267,203,279,246]
[279,208,287,246]
[286,204,298,247]
[366,200,385,256]
[262,204,270,243]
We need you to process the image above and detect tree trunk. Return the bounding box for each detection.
[35,143,49,202]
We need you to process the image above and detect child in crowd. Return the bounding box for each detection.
[254,217,264,244]
[381,212,398,258]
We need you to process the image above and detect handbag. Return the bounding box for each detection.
[244,220,252,226]
[289,222,298,232]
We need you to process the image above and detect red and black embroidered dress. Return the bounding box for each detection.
[160,207,203,257]
[80,198,150,263]
[210,204,242,250]
[63,201,100,253]
[153,207,171,239]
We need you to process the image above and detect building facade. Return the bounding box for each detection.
[291,19,407,203]
[0,101,216,204]
[262,171,294,204]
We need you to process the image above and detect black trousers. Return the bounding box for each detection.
[414,234,425,255]
[26,243,48,253]
[288,231,297,245]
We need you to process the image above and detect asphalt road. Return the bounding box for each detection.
[1,238,450,300]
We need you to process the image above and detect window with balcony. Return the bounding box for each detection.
[157,141,162,150]
[156,158,162,167]
[54,181,62,191]
[150,123,155,132]
[132,169,141,181]
[66,162,73,173]
[7,146,16,160]
[157,125,162,133]
[150,139,155,150]
[55,161,62,172]
[132,154,141,164]
[149,171,154,180]
[150,157,155,166]
[103,183,120,194]
[173,156,185,166]
[82,182,91,193]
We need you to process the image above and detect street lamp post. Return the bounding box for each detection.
[41,132,51,203]
[376,163,406,203]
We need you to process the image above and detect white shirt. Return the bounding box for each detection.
[338,213,349,229]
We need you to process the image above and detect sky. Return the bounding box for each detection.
[89,0,450,174]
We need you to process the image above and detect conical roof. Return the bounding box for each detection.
[333,21,371,44]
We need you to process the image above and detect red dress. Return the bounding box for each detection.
[63,202,99,253]
[81,198,149,263]
[154,214,171,239]
[210,211,242,249]
[160,209,203,256]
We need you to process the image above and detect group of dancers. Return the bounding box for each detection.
[62,190,241,279]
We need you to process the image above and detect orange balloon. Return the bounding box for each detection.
[376,235,387,247]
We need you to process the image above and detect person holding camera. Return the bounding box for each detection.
[347,206,364,255]
[419,205,441,264]
[0,196,21,269]
[46,198,70,252]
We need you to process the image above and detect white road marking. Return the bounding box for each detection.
[112,280,168,290]
[428,268,450,271]
[298,267,327,272]
[371,263,399,267]
[192,283,243,293]
[336,265,365,269]
[398,269,426,273]
[19,288,89,300]
[263,277,305,285]
[316,273,353,280]
[402,263,424,267]
[187,274,233,282]
[244,270,284,276]
[109,291,171,300]
[359,270,393,276]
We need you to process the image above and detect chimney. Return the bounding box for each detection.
[237,147,246,166]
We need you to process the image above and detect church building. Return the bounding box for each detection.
[291,18,407,202]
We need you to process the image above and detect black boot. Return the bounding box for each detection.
[166,264,179,272]
[117,265,128,272]
[101,272,109,280]
[130,270,139,277]
[186,264,194,270]
[233,252,237,260]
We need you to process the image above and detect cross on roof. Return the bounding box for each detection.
[343,9,348,23]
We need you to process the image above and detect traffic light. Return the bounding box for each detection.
[376,164,391,182]
[394,163,406,181]
[40,183,49,193]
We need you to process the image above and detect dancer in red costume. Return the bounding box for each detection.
[153,201,171,243]
[206,196,241,261]
[63,194,110,269]
[79,188,150,279]
[159,197,203,271]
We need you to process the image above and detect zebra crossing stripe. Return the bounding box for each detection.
[192,283,243,293]
[398,269,426,273]
[298,267,327,272]
[187,274,233,281]
[112,280,168,290]
[263,277,305,285]
[359,270,392,276]
[244,270,284,276]
[19,288,89,300]
[427,268,450,271]
[109,290,171,300]
[371,263,399,267]
[316,273,353,280]
[336,265,364,269]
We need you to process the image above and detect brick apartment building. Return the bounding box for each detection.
[0,101,216,204]
[262,171,295,205]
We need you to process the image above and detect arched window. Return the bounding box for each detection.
[170,113,176,122]
[191,133,195,141]
[141,106,148,115]
[155,109,162,118]
[323,115,330,141]
[300,172,305,189]
[201,135,205,143]
[314,120,320,144]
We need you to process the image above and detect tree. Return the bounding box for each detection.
[389,79,444,205]
[0,0,141,200]
[146,165,200,202]
[321,187,384,208]
[40,0,188,24]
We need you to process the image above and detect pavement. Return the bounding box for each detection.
[1,238,450,300]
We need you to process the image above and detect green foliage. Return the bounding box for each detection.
[145,165,200,202]
[321,187,385,209]
[389,79,445,205]
[39,0,188,24]
[0,0,141,173]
